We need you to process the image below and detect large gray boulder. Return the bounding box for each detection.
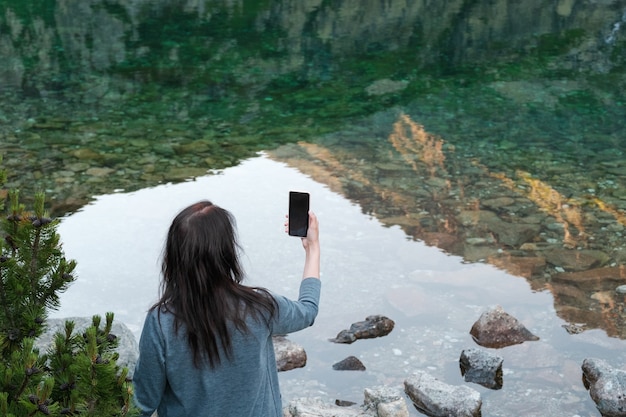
[582,358,626,417]
[404,371,482,417]
[36,317,139,374]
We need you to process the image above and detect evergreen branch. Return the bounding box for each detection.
[28,193,49,313]
[29,227,41,309]
[7,190,22,258]
[0,261,14,332]
[14,369,31,403]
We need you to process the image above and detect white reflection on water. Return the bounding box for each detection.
[53,153,623,416]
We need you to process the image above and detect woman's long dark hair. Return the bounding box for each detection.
[153,201,277,368]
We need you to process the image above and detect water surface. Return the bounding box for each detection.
[54,154,625,417]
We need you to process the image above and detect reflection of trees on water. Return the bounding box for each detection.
[389,113,447,177]
[488,170,588,248]
[269,112,626,339]
[387,114,456,235]
[2,0,624,93]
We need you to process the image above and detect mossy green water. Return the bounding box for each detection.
[0,1,624,215]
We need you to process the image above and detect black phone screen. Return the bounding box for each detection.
[288,191,310,237]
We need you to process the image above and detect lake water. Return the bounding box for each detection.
[52,153,624,416]
[2,1,626,416]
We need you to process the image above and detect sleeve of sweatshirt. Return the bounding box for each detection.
[133,310,167,417]
[271,277,321,335]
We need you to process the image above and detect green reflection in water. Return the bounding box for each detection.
[0,1,624,220]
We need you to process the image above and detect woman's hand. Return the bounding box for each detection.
[301,212,319,250]
[301,212,320,279]
[285,212,320,280]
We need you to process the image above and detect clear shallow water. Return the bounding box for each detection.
[53,154,626,417]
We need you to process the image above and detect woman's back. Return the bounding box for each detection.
[133,278,321,417]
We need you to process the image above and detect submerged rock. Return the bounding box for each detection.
[404,371,482,417]
[582,358,626,417]
[459,347,504,390]
[365,79,409,96]
[456,209,540,247]
[544,248,607,271]
[331,315,395,344]
[469,305,539,348]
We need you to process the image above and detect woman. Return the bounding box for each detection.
[133,200,321,417]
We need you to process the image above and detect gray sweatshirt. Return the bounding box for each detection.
[133,277,321,417]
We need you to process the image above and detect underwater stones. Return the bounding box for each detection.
[66,162,90,172]
[489,81,556,107]
[459,348,504,390]
[162,166,209,181]
[480,196,515,209]
[544,248,608,271]
[614,248,626,265]
[552,266,626,291]
[463,244,500,263]
[85,167,115,177]
[333,356,366,371]
[71,148,102,160]
[404,371,482,417]
[421,232,460,252]
[330,315,395,344]
[365,79,408,96]
[177,139,212,154]
[582,358,626,417]
[519,242,558,251]
[493,222,541,247]
[605,166,626,177]
[606,221,625,232]
[489,255,546,279]
[153,143,176,156]
[50,196,90,215]
[457,210,540,247]
[469,305,539,349]
[32,118,69,130]
[458,210,499,228]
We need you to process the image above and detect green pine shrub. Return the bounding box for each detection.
[0,155,138,416]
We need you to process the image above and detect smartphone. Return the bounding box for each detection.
[288,191,310,237]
